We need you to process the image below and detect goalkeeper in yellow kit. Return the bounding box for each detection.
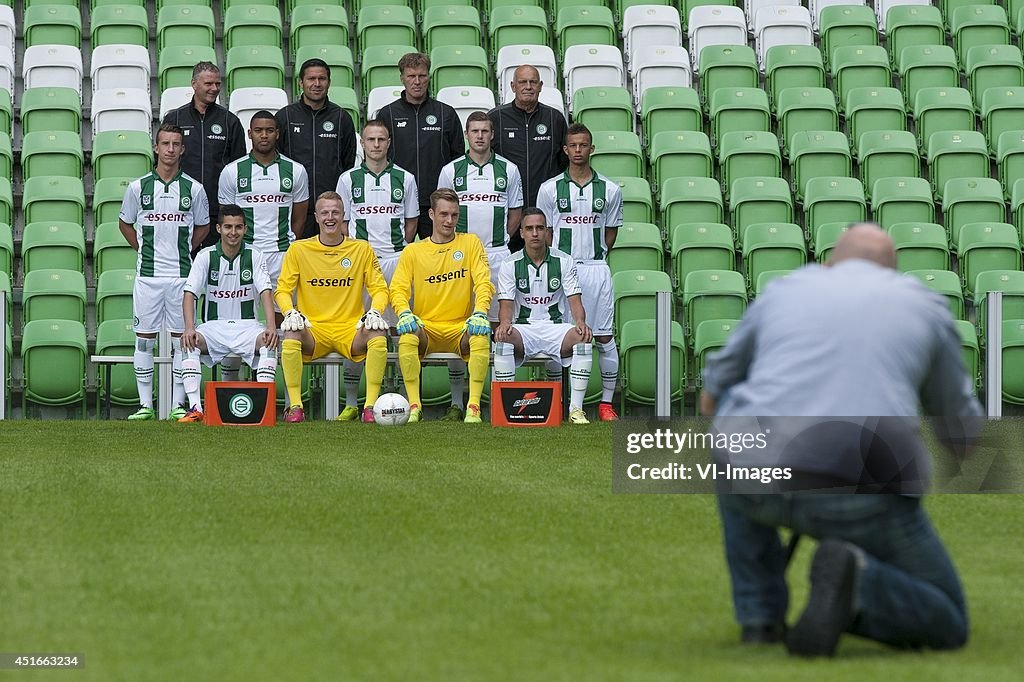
[390,188,495,423]
[275,191,390,423]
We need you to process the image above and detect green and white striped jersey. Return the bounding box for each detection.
[184,244,272,322]
[437,152,523,249]
[497,247,581,324]
[335,162,419,257]
[218,153,309,254]
[119,170,209,278]
[537,170,623,262]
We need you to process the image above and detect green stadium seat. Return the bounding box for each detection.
[21,131,83,180]
[22,268,87,325]
[641,87,702,146]
[913,87,976,153]
[158,45,217,91]
[832,46,891,113]
[871,177,935,228]
[1000,319,1024,404]
[95,318,140,408]
[858,130,920,192]
[820,5,879,67]
[357,6,416,54]
[698,45,758,105]
[899,45,959,107]
[289,5,349,55]
[907,269,965,319]
[0,178,11,225]
[423,5,481,53]
[804,177,866,236]
[951,5,1010,66]
[223,0,276,8]
[0,131,8,180]
[754,270,793,295]
[670,222,734,295]
[885,5,944,70]
[0,270,10,325]
[93,221,137,275]
[20,222,85,274]
[776,87,839,153]
[92,131,153,183]
[958,222,1022,295]
[20,87,81,134]
[997,131,1024,198]
[24,5,81,48]
[888,222,951,272]
[813,221,848,263]
[572,87,634,132]
[93,177,132,227]
[90,4,148,46]
[557,6,616,55]
[619,319,686,414]
[1013,178,1024,242]
[275,363,313,408]
[954,319,981,392]
[974,270,1024,342]
[650,131,713,189]
[96,268,137,324]
[944,177,1008,247]
[693,318,737,392]
[489,6,549,54]
[607,222,664,274]
[941,0,994,30]
[741,222,806,292]
[1011,0,1024,32]
[789,131,851,202]
[730,177,793,242]
[21,319,87,414]
[590,131,644,178]
[361,45,415,95]
[709,87,770,147]
[294,46,355,90]
[660,177,723,234]
[614,177,655,224]
[157,5,215,50]
[612,269,673,337]
[927,131,990,200]
[430,46,490,92]
[718,131,782,197]
[965,45,1024,108]
[845,87,907,147]
[764,45,825,107]
[224,5,282,52]
[981,87,1024,154]
[0,222,11,274]
[226,46,286,93]
[683,269,747,342]
[0,88,10,135]
[22,177,85,225]
[485,0,540,9]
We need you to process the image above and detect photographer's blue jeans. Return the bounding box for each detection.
[717,493,968,649]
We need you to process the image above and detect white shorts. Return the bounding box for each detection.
[515,322,576,367]
[265,250,287,313]
[364,253,402,327]
[576,261,614,336]
[486,246,511,322]
[196,319,266,367]
[133,276,186,334]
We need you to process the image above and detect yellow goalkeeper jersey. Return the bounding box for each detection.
[274,235,388,323]
[390,232,494,323]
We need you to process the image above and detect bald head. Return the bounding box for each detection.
[829,223,897,269]
[511,65,542,111]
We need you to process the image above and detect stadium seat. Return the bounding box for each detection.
[871,177,934,228]
[754,269,794,295]
[619,319,686,414]
[91,88,152,136]
[489,8,549,56]
[888,222,950,272]
[789,131,851,201]
[612,269,673,337]
[683,269,748,341]
[857,131,920,193]
[650,131,713,189]
[0,5,12,61]
[423,5,480,54]
[951,5,1010,67]
[230,88,289,143]
[92,131,153,183]
[607,222,664,274]
[660,177,724,234]
[974,270,1024,342]
[0,177,11,226]
[289,5,349,56]
[22,269,87,325]
[496,45,558,102]
[943,177,1008,247]
[698,45,758,105]
[294,45,354,91]
[93,177,133,227]
[226,46,286,94]
[754,5,814,71]
[877,0,930,34]
[629,45,692,107]
[614,176,655,224]
[906,269,965,319]
[361,46,414,96]
[845,87,907,146]
[156,4,215,50]
[958,222,1022,295]
[641,87,702,146]
[572,87,635,132]
[0,54,11,103]
[21,319,87,414]
[91,4,148,46]
[953,319,981,392]
[1013,179,1024,241]
[764,45,825,106]
[927,132,990,200]
[997,131,1024,197]
[965,45,1024,108]
[718,131,782,196]
[557,6,617,55]
[622,5,682,64]
[688,5,747,73]
[884,5,942,68]
[95,318,140,408]
[21,131,83,180]
[564,45,626,109]
[93,221,137,275]
[590,131,644,178]
[709,87,771,147]
[366,86,404,119]
[159,45,217,91]
[981,87,1024,154]
[430,46,490,93]
[436,86,497,131]
[670,222,734,294]
[1000,320,1024,404]
[24,5,81,48]
[693,318,738,391]
[96,269,137,324]
[813,221,848,262]
[224,5,283,52]
[810,0,868,32]
[20,222,85,274]
[22,45,83,100]
[0,88,9,135]
[741,222,806,291]
[91,44,151,93]
[0,130,8,180]
[832,46,891,112]
[819,5,877,67]
[776,87,839,152]
[912,87,976,153]
[0,221,11,274]
[804,177,866,235]
[899,46,959,106]
[730,176,793,240]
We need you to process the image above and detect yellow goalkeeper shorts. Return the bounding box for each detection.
[423,320,470,361]
[306,319,363,362]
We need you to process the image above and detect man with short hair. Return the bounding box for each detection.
[489,64,569,251]
[495,208,593,424]
[334,120,419,420]
[436,110,524,420]
[162,61,246,249]
[275,192,391,424]
[276,58,357,236]
[118,124,210,420]
[376,52,464,239]
[537,123,622,421]
[178,205,278,422]
[390,189,494,423]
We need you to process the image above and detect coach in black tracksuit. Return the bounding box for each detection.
[489,64,569,252]
[276,58,357,236]
[376,52,464,239]
[162,62,246,249]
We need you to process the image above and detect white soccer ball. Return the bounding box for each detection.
[372,392,411,426]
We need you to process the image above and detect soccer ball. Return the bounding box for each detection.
[372,393,411,426]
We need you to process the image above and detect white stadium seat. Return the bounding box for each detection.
[496,45,559,104]
[159,87,196,119]
[538,87,568,120]
[92,88,153,136]
[91,44,151,94]
[0,48,12,98]
[745,0,800,33]
[622,5,682,63]
[24,45,84,101]
[876,0,929,34]
[755,6,814,71]
[688,6,747,73]
[629,45,692,109]
[0,6,15,64]
[367,86,404,120]
[228,87,289,150]
[564,44,625,109]
[437,86,497,131]
[809,0,866,33]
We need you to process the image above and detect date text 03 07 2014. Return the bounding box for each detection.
[0,654,84,668]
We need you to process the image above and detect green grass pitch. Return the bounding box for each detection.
[1,421,1021,681]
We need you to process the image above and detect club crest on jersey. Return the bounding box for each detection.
[594,198,605,210]
[240,178,249,188]
[393,187,404,200]
[455,176,464,187]
[282,177,293,190]
[496,177,507,189]
[241,269,252,280]
[211,270,220,281]
[211,124,223,134]
[182,196,191,208]
[518,278,528,289]
[142,195,151,205]
[549,277,560,289]
[426,115,438,125]
[341,258,352,269]
[323,121,335,132]
[536,124,547,135]
[558,198,568,210]
[453,250,464,261]
[353,187,362,198]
